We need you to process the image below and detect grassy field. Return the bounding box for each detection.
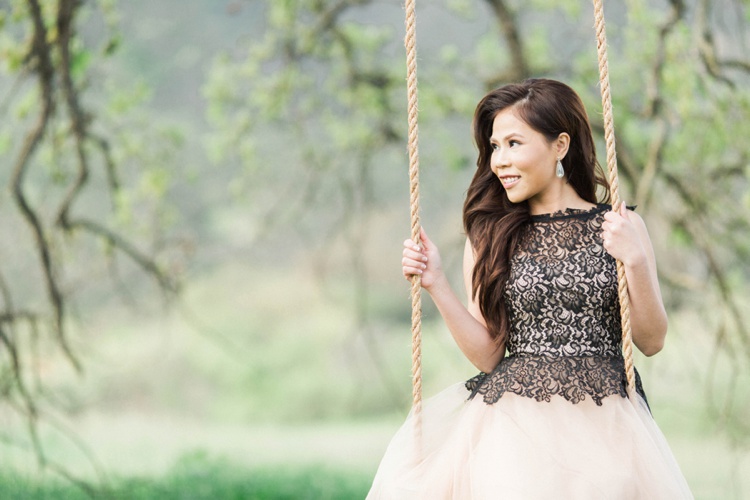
[0,463,372,499]
[2,263,748,499]
[1,411,396,499]
[3,408,749,499]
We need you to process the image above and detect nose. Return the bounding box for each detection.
[491,147,509,173]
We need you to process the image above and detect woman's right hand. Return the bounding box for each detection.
[402,227,444,290]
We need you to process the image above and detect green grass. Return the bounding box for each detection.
[4,262,748,499]
[1,455,372,499]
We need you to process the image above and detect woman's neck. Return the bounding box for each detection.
[527,185,593,215]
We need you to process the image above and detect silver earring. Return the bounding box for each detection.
[556,158,564,178]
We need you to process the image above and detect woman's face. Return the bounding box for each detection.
[489,107,562,206]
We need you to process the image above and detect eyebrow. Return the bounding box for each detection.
[490,132,524,142]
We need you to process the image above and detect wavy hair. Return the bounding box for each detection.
[463,78,610,345]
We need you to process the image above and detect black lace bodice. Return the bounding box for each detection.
[467,205,647,406]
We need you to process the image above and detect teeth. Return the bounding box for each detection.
[501,176,520,186]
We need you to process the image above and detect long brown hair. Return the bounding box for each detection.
[463,78,610,345]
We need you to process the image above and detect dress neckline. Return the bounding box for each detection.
[529,204,608,222]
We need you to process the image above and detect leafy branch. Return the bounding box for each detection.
[2,0,182,489]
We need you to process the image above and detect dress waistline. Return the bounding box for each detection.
[465,354,648,408]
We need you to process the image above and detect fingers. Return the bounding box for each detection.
[620,201,630,219]
[402,251,427,266]
[403,228,430,250]
[603,210,619,223]
[403,239,425,259]
[402,262,426,278]
[403,238,419,250]
[603,202,630,230]
[601,202,633,258]
[402,228,437,280]
[402,257,426,278]
[604,203,628,218]
[403,237,427,279]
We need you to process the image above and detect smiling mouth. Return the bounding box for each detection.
[499,176,520,188]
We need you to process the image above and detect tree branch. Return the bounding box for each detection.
[720,58,750,73]
[663,171,750,361]
[483,0,530,84]
[314,0,372,35]
[644,0,685,118]
[52,0,178,297]
[696,0,737,88]
[66,218,178,293]
[13,0,80,372]
[55,0,92,229]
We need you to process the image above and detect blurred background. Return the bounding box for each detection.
[0,0,749,498]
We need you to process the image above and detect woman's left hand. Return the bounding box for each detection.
[601,203,646,267]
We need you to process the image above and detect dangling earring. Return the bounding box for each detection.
[556,158,564,178]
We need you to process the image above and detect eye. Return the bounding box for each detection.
[509,139,520,147]
[490,142,499,150]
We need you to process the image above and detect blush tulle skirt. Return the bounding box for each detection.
[367,383,693,499]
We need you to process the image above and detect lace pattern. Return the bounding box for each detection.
[506,206,621,357]
[465,355,648,407]
[465,205,649,406]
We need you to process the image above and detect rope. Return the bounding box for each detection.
[404,0,423,437]
[592,0,636,395]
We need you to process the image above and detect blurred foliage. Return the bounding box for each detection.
[0,0,187,484]
[203,1,405,242]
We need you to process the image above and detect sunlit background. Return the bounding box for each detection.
[1,1,749,498]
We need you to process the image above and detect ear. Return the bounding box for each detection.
[555,132,570,160]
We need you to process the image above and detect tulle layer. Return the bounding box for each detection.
[368,383,692,499]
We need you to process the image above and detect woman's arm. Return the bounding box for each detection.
[601,204,668,356]
[402,229,504,372]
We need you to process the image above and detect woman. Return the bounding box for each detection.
[368,79,692,499]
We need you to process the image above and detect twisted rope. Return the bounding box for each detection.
[404,0,423,435]
[592,0,636,394]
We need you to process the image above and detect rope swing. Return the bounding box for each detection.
[592,0,636,395]
[401,0,636,427]
[403,0,423,437]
